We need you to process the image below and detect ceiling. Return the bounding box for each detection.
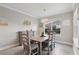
[0,3,73,18]
[46,20,61,27]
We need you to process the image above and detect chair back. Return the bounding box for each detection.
[18,30,36,55]
[22,31,31,55]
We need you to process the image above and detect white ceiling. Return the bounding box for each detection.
[0,3,73,18]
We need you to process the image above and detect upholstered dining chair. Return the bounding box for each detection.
[20,31,39,55]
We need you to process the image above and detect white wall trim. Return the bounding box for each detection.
[0,43,19,51]
[55,40,73,46]
[0,4,36,18]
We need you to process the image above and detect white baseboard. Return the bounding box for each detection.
[55,40,73,46]
[0,43,19,51]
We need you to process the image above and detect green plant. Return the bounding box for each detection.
[53,26,60,34]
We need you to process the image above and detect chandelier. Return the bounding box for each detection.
[41,8,48,23]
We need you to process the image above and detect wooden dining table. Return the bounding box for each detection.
[32,36,49,55]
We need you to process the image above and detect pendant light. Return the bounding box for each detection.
[41,8,48,23]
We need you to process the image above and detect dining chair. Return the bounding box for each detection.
[42,31,54,54]
[19,31,39,55]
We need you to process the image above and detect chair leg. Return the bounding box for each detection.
[37,48,40,55]
[24,50,27,55]
[48,43,50,55]
[50,45,53,51]
[54,42,55,47]
[48,47,50,55]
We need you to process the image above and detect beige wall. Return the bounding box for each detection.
[0,6,38,48]
[47,12,73,44]
[73,7,79,48]
[61,18,73,44]
[0,5,73,49]
[36,20,44,38]
[37,12,73,44]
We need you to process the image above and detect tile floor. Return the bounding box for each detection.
[0,43,74,55]
[50,43,74,55]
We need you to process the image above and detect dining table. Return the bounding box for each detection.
[32,35,49,55]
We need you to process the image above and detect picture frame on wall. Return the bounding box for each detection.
[0,20,8,26]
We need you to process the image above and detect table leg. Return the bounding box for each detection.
[48,41,50,54]
[39,42,42,55]
[51,38,53,51]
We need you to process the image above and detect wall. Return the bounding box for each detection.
[61,17,73,44]
[37,12,73,44]
[47,12,73,44]
[0,6,38,49]
[36,20,45,38]
[73,4,79,54]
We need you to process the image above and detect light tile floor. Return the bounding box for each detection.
[50,43,74,55]
[0,43,74,55]
[0,46,24,55]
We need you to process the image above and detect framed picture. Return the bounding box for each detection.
[0,20,8,26]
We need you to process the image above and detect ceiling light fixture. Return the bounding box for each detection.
[41,8,48,23]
